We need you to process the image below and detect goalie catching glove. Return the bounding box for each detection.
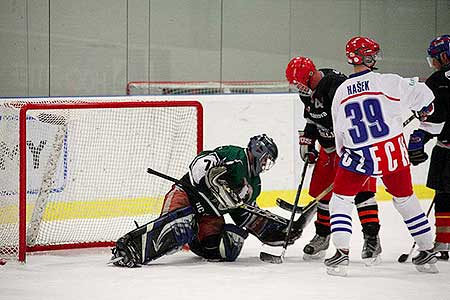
[205,165,251,211]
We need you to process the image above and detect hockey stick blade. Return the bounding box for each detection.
[260,184,331,263]
[398,200,435,264]
[259,200,319,263]
[259,162,310,264]
[259,249,285,264]
[276,198,303,213]
[398,253,409,263]
[277,184,334,214]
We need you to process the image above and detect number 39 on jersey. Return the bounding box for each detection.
[339,98,410,176]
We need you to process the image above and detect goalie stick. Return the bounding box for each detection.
[146,168,288,226]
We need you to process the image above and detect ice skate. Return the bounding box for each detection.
[303,234,330,260]
[434,242,449,261]
[412,249,439,273]
[324,249,349,277]
[108,236,141,268]
[361,233,382,266]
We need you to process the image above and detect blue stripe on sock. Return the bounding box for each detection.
[331,220,352,227]
[330,214,352,220]
[411,227,431,237]
[331,227,352,234]
[405,213,426,224]
[408,220,429,230]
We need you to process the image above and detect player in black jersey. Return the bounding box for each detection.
[408,35,450,261]
[286,56,381,264]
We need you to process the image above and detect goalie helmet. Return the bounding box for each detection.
[346,36,381,67]
[247,134,278,176]
[285,56,316,96]
[427,34,450,67]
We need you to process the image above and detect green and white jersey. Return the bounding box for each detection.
[180,145,261,216]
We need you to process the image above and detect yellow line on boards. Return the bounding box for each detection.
[0,185,434,224]
[256,184,435,208]
[0,197,164,224]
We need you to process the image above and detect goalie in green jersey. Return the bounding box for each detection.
[110,134,305,267]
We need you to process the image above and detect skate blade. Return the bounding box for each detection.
[363,255,382,266]
[326,265,348,277]
[303,250,326,261]
[415,263,439,274]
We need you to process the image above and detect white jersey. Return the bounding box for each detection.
[332,70,434,176]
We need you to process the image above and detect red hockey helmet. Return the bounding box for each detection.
[285,56,316,96]
[346,36,381,67]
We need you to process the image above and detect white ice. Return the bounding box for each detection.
[1,200,449,300]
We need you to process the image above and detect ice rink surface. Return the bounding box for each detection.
[1,200,449,300]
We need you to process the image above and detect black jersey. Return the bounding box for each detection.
[299,68,347,149]
[425,64,450,144]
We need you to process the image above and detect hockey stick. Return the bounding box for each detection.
[259,161,309,263]
[276,198,303,213]
[147,168,288,226]
[396,114,430,263]
[397,198,436,263]
[259,182,334,263]
[403,114,416,127]
[276,183,334,213]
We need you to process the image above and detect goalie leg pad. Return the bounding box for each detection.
[142,206,197,263]
[219,224,249,261]
[112,206,196,266]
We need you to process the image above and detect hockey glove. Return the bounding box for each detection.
[408,129,430,166]
[260,226,302,247]
[412,102,434,122]
[205,165,243,211]
[298,130,318,163]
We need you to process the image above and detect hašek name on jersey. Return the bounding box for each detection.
[339,134,409,176]
[346,80,370,95]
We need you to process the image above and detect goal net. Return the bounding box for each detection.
[0,98,203,262]
[126,80,290,95]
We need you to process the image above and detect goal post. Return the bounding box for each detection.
[0,98,203,262]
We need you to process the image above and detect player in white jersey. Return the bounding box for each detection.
[325,36,438,276]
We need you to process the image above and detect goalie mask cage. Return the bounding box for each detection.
[126,80,291,95]
[0,98,203,262]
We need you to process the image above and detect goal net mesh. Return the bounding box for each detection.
[0,98,202,261]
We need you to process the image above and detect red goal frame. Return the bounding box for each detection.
[17,100,203,261]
